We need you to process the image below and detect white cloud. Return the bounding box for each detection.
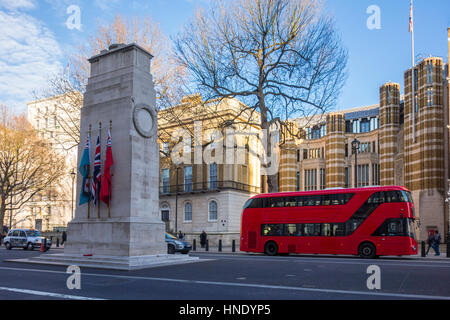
[94,0,120,10]
[0,11,63,112]
[0,0,36,11]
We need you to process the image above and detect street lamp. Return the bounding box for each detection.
[352,138,360,188]
[175,167,180,234]
[70,169,76,220]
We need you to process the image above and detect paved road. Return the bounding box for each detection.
[0,247,449,301]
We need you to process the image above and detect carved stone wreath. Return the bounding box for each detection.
[132,103,156,139]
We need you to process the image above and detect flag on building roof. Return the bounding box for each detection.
[78,134,91,205]
[91,135,102,205]
[409,0,413,33]
[100,130,114,207]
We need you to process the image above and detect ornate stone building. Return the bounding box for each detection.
[278,30,450,240]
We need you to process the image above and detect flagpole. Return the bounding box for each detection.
[98,122,102,219]
[108,120,112,219]
[411,0,416,143]
[88,125,91,219]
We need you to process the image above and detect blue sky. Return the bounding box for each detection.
[0,0,449,113]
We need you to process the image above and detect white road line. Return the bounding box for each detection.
[0,286,106,300]
[0,266,449,300]
[192,254,450,268]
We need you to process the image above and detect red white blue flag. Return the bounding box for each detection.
[409,1,413,33]
[100,130,114,206]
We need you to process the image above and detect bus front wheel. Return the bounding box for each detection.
[358,242,376,259]
[264,241,278,256]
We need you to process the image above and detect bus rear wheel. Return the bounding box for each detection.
[264,241,278,256]
[359,242,376,259]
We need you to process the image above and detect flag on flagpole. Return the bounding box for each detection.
[100,130,114,206]
[409,0,413,33]
[78,134,91,205]
[91,135,102,205]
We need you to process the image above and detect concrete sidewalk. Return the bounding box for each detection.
[192,246,449,260]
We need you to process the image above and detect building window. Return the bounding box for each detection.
[162,142,169,155]
[208,200,218,221]
[209,163,218,189]
[345,167,349,188]
[372,164,380,185]
[319,168,326,190]
[184,166,192,192]
[296,172,300,191]
[161,203,170,222]
[357,164,369,187]
[162,169,170,194]
[370,117,378,131]
[427,88,433,106]
[352,119,360,134]
[304,169,317,191]
[184,202,192,222]
[345,120,352,133]
[427,61,433,85]
[297,150,300,162]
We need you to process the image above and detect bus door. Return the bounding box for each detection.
[375,218,407,255]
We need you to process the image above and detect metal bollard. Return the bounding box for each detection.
[218,240,222,252]
[206,239,209,251]
[232,240,236,252]
[193,239,196,251]
[421,241,426,257]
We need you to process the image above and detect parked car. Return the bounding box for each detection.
[165,232,191,254]
[3,229,51,251]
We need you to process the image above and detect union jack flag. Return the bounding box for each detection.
[409,1,413,33]
[91,135,102,205]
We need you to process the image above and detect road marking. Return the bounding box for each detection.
[0,286,106,300]
[0,266,449,300]
[192,254,450,268]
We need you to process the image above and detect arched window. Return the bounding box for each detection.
[184,202,192,222]
[208,200,218,221]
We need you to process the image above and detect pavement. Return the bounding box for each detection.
[190,245,449,260]
[0,245,449,301]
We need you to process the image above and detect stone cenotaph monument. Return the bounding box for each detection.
[23,43,198,269]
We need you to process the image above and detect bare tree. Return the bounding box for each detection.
[34,14,187,151]
[0,106,66,231]
[174,0,348,192]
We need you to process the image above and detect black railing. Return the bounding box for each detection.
[160,180,260,195]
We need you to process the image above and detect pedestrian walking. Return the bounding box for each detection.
[178,230,184,239]
[61,231,67,245]
[200,230,207,248]
[425,231,435,256]
[432,230,441,256]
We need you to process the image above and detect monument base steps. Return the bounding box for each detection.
[7,253,203,270]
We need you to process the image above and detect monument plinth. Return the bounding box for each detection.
[14,43,199,270]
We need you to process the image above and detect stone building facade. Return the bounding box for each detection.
[278,30,450,240]
[158,95,262,246]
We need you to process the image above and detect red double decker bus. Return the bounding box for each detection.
[240,186,418,258]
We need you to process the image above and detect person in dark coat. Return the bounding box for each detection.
[432,230,441,256]
[425,231,435,256]
[200,230,207,248]
[178,230,184,239]
[61,231,67,245]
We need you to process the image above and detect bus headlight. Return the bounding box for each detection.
[412,245,416,251]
